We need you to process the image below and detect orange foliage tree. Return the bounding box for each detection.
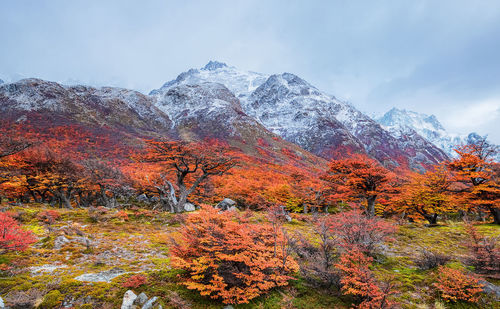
[170,205,298,304]
[137,139,237,213]
[391,165,454,224]
[214,161,329,212]
[322,154,394,217]
[448,138,500,224]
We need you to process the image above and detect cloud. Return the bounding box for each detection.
[1,0,499,142]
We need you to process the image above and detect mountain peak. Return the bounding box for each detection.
[202,61,228,71]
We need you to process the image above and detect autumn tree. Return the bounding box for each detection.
[392,165,454,225]
[170,205,298,304]
[323,154,394,217]
[80,159,128,208]
[448,138,500,224]
[139,139,237,213]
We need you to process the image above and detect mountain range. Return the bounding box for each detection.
[1,61,489,170]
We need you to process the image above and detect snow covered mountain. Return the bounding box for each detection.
[150,61,268,104]
[377,108,483,157]
[0,62,454,169]
[155,62,448,168]
[0,78,173,134]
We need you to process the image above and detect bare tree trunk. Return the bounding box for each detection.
[367,196,376,217]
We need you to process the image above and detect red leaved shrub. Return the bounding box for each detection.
[464,223,500,276]
[327,207,396,255]
[170,205,298,304]
[37,210,61,225]
[336,248,397,308]
[433,266,483,303]
[122,274,148,288]
[0,212,37,252]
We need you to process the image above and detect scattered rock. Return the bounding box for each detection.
[121,290,137,309]
[54,235,70,249]
[137,194,149,203]
[480,280,500,299]
[30,264,68,275]
[184,203,196,212]
[223,305,234,309]
[135,292,148,305]
[74,267,126,283]
[73,236,93,248]
[285,214,292,222]
[216,198,237,211]
[141,296,158,309]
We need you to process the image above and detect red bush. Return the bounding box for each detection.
[464,223,500,276]
[37,210,61,225]
[170,205,298,304]
[122,274,148,288]
[336,248,397,308]
[0,212,37,252]
[433,266,483,303]
[327,207,396,255]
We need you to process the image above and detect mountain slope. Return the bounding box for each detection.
[0,78,173,135]
[158,62,449,168]
[376,108,484,157]
[0,78,323,167]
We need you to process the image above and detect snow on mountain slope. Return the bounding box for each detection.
[155,62,448,168]
[377,108,480,157]
[150,61,268,104]
[246,73,448,167]
[0,78,173,134]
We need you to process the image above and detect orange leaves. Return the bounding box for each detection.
[323,154,394,216]
[170,205,298,304]
[336,248,397,309]
[448,139,500,224]
[390,165,454,224]
[433,266,483,303]
[0,212,37,252]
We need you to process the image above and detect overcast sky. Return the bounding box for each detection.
[1,0,499,142]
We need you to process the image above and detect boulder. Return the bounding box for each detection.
[54,235,70,249]
[141,296,158,309]
[480,280,500,299]
[137,194,149,203]
[75,267,126,283]
[121,290,137,309]
[216,198,237,211]
[135,292,148,305]
[0,296,4,308]
[184,203,196,212]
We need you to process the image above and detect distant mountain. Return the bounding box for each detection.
[377,108,485,157]
[157,62,448,169]
[0,78,173,135]
[0,62,455,170]
[0,77,321,167]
